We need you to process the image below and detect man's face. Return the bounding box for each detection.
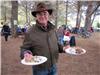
[36,11,49,25]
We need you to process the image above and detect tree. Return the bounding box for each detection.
[97,22,100,28]
[65,0,68,25]
[11,1,18,37]
[84,1,100,31]
[55,0,58,28]
[76,1,82,28]
[1,1,12,23]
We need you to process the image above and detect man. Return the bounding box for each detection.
[20,2,64,75]
[2,23,10,41]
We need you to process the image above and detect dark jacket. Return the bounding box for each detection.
[2,25,10,35]
[20,21,63,70]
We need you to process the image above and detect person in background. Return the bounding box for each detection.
[56,26,64,45]
[69,35,76,47]
[63,29,76,48]
[63,30,71,46]
[2,22,10,41]
[20,2,64,75]
[21,28,26,35]
[16,26,22,35]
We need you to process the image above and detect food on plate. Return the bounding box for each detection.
[75,47,83,54]
[25,57,34,62]
[25,56,41,63]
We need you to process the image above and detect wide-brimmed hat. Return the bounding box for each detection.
[31,2,53,17]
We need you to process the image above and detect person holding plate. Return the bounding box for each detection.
[20,2,64,75]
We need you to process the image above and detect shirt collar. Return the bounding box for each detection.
[36,20,55,32]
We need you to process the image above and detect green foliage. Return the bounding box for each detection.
[97,22,100,28]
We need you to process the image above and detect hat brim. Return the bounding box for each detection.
[31,9,53,17]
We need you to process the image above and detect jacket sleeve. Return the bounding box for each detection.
[20,32,33,59]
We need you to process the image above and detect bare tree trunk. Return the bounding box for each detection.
[55,0,58,28]
[88,2,100,17]
[91,11,96,26]
[90,2,100,26]
[76,1,82,28]
[84,1,100,31]
[4,1,7,22]
[27,9,31,26]
[84,1,93,31]
[65,0,68,25]
[11,1,18,37]
[25,1,28,24]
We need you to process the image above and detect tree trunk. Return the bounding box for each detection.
[84,1,93,31]
[11,1,18,37]
[4,1,7,22]
[25,1,28,24]
[91,11,96,26]
[55,0,58,28]
[76,1,82,28]
[65,0,68,25]
[84,2,100,31]
[88,2,100,17]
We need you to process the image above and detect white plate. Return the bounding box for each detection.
[21,56,47,65]
[65,47,86,55]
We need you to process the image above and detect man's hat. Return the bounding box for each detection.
[31,2,53,17]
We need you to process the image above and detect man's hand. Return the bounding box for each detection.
[24,53,33,61]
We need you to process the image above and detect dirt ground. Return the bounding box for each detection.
[1,32,100,75]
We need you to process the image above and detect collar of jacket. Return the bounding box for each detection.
[36,20,55,32]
